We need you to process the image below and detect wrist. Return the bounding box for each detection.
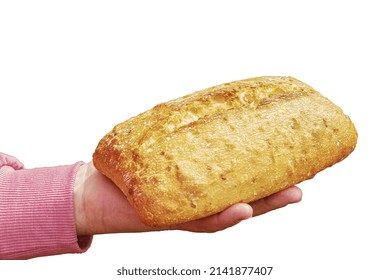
[74,162,89,236]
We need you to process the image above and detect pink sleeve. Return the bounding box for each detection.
[0,152,92,259]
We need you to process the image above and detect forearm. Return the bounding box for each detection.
[0,152,92,259]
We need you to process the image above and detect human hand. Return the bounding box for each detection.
[74,162,302,236]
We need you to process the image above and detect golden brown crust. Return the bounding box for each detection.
[93,76,358,226]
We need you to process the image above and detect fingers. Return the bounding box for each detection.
[174,203,253,233]
[250,186,303,217]
[174,186,302,233]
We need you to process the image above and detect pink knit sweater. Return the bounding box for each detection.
[0,152,92,259]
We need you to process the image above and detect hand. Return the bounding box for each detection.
[74,162,302,236]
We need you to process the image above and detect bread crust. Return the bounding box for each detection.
[93,76,358,226]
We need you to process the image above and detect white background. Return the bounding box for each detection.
[1,0,389,279]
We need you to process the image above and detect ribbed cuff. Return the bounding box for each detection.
[0,153,92,259]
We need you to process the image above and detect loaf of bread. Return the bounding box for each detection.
[93,76,358,226]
